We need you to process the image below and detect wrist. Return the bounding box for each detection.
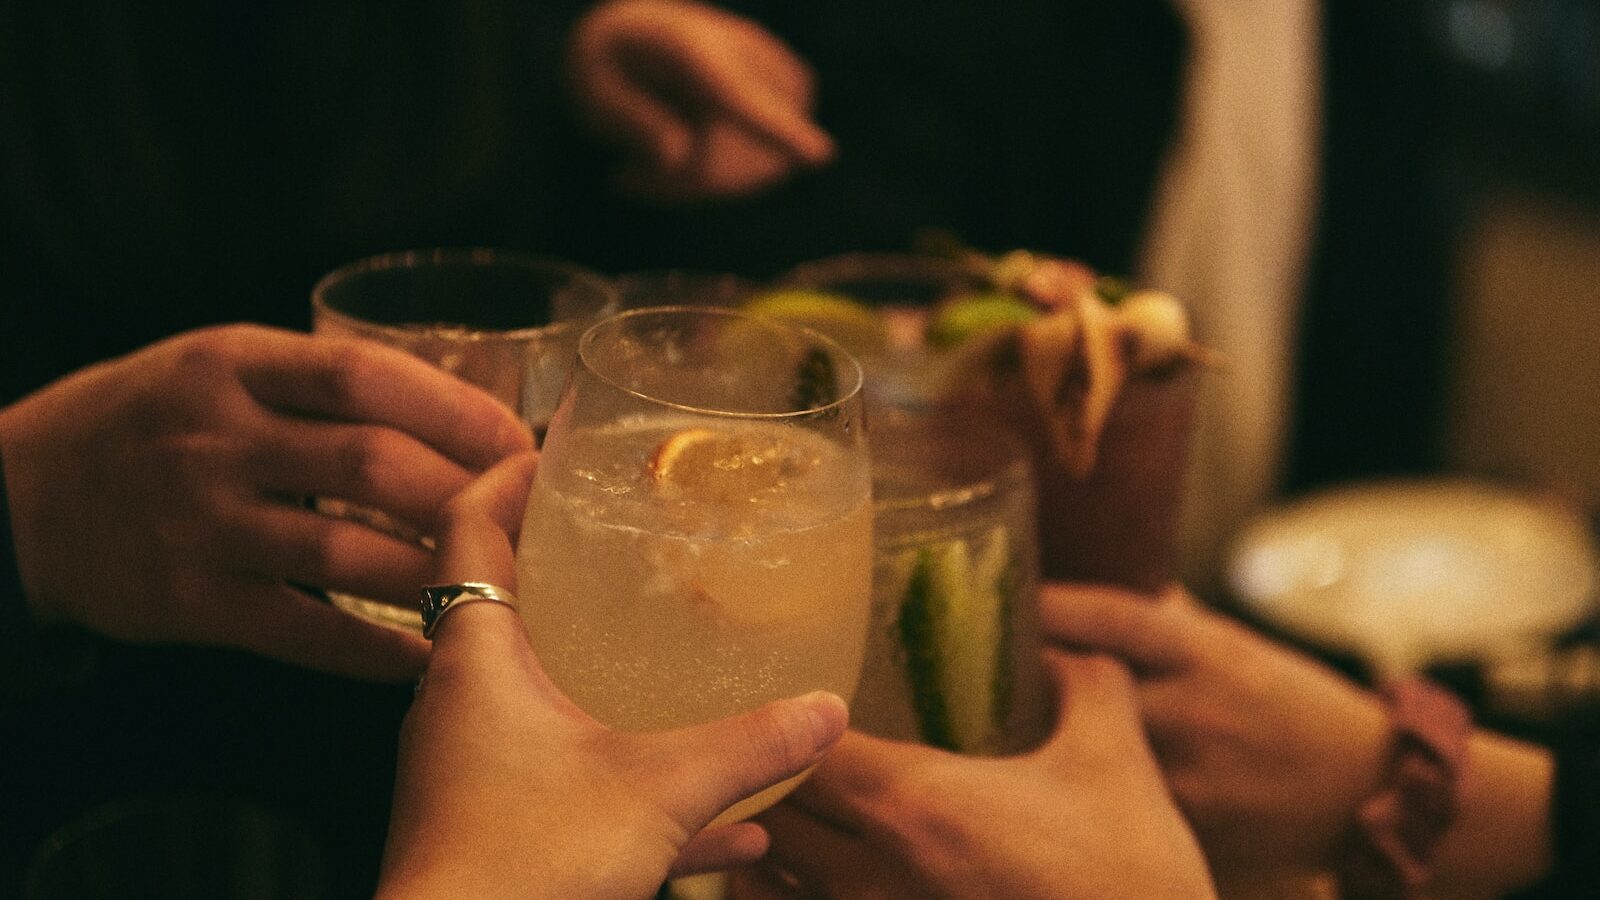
[1334,677,1473,900]
[1427,731,1554,898]
[1303,676,1393,871]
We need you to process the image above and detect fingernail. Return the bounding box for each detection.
[787,127,833,167]
[799,690,848,753]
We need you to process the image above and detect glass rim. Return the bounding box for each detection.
[778,251,985,288]
[872,452,1033,514]
[610,268,757,288]
[576,305,866,420]
[310,247,617,342]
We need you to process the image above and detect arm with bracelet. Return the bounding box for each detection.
[1339,679,1552,900]
[1038,582,1590,899]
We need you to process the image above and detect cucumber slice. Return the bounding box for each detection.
[969,527,1017,737]
[790,345,838,411]
[897,528,1016,753]
[898,542,961,751]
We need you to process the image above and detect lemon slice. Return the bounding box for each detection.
[742,289,889,357]
[647,427,804,502]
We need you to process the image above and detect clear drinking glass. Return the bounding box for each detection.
[1018,367,1199,590]
[311,248,616,434]
[853,405,1050,756]
[311,248,616,629]
[514,307,873,822]
[611,269,756,310]
[783,251,1198,591]
[778,252,988,410]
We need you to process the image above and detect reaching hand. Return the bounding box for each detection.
[566,0,834,202]
[379,453,849,899]
[1041,583,1558,898]
[0,324,532,681]
[1038,582,1391,881]
[732,651,1216,900]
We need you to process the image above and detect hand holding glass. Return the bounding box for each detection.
[515,307,872,822]
[310,248,614,627]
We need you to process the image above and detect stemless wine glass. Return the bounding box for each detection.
[515,307,872,823]
[311,248,615,629]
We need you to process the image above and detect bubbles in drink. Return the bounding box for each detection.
[516,419,872,737]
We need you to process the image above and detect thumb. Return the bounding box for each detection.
[431,451,537,591]
[703,79,835,167]
[1036,650,1148,759]
[642,691,848,829]
[1037,581,1188,672]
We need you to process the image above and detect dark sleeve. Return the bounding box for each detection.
[1539,736,1600,898]
[0,446,38,699]
[0,448,98,707]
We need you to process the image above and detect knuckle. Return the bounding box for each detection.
[311,341,379,410]
[741,702,815,777]
[183,479,233,526]
[159,434,251,499]
[172,324,255,373]
[907,823,966,876]
[334,428,394,494]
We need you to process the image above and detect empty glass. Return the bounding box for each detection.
[311,248,616,434]
[311,248,615,629]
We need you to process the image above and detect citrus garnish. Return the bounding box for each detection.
[742,289,889,357]
[647,427,805,502]
[926,292,1039,350]
[1115,289,1218,372]
[1018,290,1128,478]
